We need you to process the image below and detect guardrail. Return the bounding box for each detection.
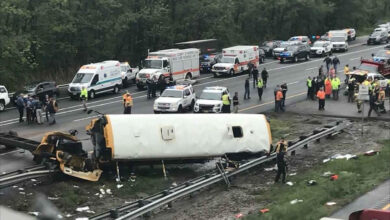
[89,120,348,220]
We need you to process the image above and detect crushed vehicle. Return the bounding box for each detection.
[346,59,390,87]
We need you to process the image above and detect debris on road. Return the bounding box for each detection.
[235,213,244,218]
[286,181,294,186]
[29,211,39,216]
[76,206,90,212]
[260,208,269,213]
[306,180,317,186]
[322,171,334,177]
[117,184,124,189]
[289,172,297,176]
[326,202,337,206]
[264,165,277,171]
[47,197,59,200]
[106,189,112,195]
[364,150,378,156]
[330,175,339,181]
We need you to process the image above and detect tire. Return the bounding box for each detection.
[89,90,95,99]
[229,69,234,77]
[305,53,310,61]
[190,99,195,110]
[178,105,183,113]
[113,85,119,94]
[185,73,192,80]
[136,84,144,90]
[132,78,136,84]
[0,100,5,112]
[123,78,128,87]
[294,56,298,63]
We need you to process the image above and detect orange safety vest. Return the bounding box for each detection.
[125,95,133,107]
[122,94,127,103]
[317,90,325,100]
[276,90,283,101]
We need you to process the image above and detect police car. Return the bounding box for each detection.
[153,84,196,113]
[194,86,230,113]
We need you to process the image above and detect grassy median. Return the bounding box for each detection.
[245,140,390,220]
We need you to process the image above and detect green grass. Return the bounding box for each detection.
[269,118,293,143]
[245,140,390,220]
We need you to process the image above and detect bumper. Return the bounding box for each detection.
[279,55,294,60]
[154,105,179,112]
[194,105,221,113]
[68,91,80,97]
[367,39,380,44]
[200,66,211,73]
[310,50,324,56]
[333,47,346,51]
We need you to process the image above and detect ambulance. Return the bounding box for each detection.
[136,48,200,90]
[68,60,122,99]
[211,46,259,77]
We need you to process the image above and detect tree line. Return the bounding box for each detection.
[0,0,389,90]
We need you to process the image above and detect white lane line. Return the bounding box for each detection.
[350,57,361,60]
[0,44,382,127]
[0,149,23,156]
[287,81,299,85]
[73,115,97,122]
[305,67,317,71]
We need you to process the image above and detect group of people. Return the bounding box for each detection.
[146,75,174,99]
[245,65,269,101]
[16,94,58,125]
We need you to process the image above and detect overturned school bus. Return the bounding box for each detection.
[36,114,272,181]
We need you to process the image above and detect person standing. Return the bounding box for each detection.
[122,90,128,111]
[43,94,50,122]
[323,56,332,73]
[252,66,259,88]
[335,75,341,99]
[261,67,269,88]
[312,77,318,99]
[16,95,25,123]
[347,78,356,103]
[244,78,250,99]
[146,78,152,99]
[344,64,350,84]
[307,76,313,100]
[32,96,43,124]
[26,96,33,124]
[257,78,264,101]
[324,77,332,98]
[318,65,324,77]
[281,83,288,107]
[158,75,166,95]
[221,92,231,113]
[332,55,340,74]
[275,88,284,112]
[377,87,386,113]
[274,85,280,110]
[368,90,380,117]
[151,76,158,98]
[331,77,339,100]
[274,137,288,184]
[124,93,133,114]
[80,87,88,112]
[317,87,326,110]
[247,61,254,78]
[47,97,58,125]
[233,92,239,113]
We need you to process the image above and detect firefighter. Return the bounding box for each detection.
[274,137,288,183]
[80,86,88,111]
[252,65,259,88]
[344,64,350,84]
[124,93,133,114]
[221,92,231,113]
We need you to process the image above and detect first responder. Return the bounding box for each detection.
[122,90,128,109]
[233,92,239,113]
[317,87,325,110]
[344,64,349,84]
[331,77,339,100]
[124,93,133,114]
[307,76,313,100]
[221,92,231,113]
[257,78,264,101]
[274,137,288,183]
[80,87,88,111]
[275,88,284,112]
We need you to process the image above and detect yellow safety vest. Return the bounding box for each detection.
[307,79,312,88]
[257,79,264,88]
[80,88,88,99]
[222,94,230,105]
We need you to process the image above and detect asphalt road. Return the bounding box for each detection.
[0,36,387,173]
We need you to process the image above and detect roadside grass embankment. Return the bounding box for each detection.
[245,140,390,220]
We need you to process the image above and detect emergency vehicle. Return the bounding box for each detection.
[329,30,349,52]
[0,85,10,112]
[346,59,389,88]
[68,60,122,99]
[49,114,272,181]
[153,84,196,113]
[194,86,230,113]
[136,48,200,89]
[211,46,259,77]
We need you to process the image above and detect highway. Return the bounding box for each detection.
[0,36,386,173]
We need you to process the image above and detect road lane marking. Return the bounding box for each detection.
[0,44,382,127]
[73,115,98,122]
[305,67,317,71]
[0,149,24,156]
[350,57,361,60]
[287,81,299,85]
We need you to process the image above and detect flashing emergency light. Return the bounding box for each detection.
[316,36,320,39]
[312,36,316,39]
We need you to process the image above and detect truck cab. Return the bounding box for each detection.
[194,86,230,113]
[0,85,10,112]
[136,58,170,89]
[120,62,139,87]
[153,84,196,113]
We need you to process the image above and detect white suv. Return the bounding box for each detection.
[310,40,333,57]
[194,86,230,113]
[0,85,10,112]
[153,84,196,113]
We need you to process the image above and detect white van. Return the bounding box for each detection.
[68,60,122,99]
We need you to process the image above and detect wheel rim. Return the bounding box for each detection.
[114,86,118,93]
[90,91,95,99]
[0,103,4,111]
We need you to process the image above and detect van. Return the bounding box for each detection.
[68,60,122,99]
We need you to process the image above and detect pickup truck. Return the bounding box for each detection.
[0,85,10,111]
[120,62,139,87]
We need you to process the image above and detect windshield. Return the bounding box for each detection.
[120,66,128,72]
[72,73,94,83]
[330,37,345,42]
[358,64,378,73]
[286,46,298,51]
[279,42,290,48]
[313,42,326,47]
[144,60,163,69]
[221,56,235,64]
[375,50,390,58]
[161,90,183,98]
[0,87,6,93]
[200,91,222,100]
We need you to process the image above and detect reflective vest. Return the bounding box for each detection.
[307,79,312,88]
[122,93,127,103]
[125,95,133,107]
[276,91,283,101]
[222,94,230,105]
[317,90,325,99]
[275,141,288,153]
[344,66,349,74]
[331,79,338,90]
[80,88,88,99]
[335,77,340,86]
[257,79,263,88]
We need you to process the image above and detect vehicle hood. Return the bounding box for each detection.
[259,46,271,51]
[155,97,181,104]
[273,47,286,52]
[196,99,222,105]
[332,42,346,45]
[138,69,161,75]
[69,83,89,89]
[213,63,234,68]
[311,47,325,50]
[347,69,369,76]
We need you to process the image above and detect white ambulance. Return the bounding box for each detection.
[68,60,122,99]
[211,46,259,77]
[136,48,200,90]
